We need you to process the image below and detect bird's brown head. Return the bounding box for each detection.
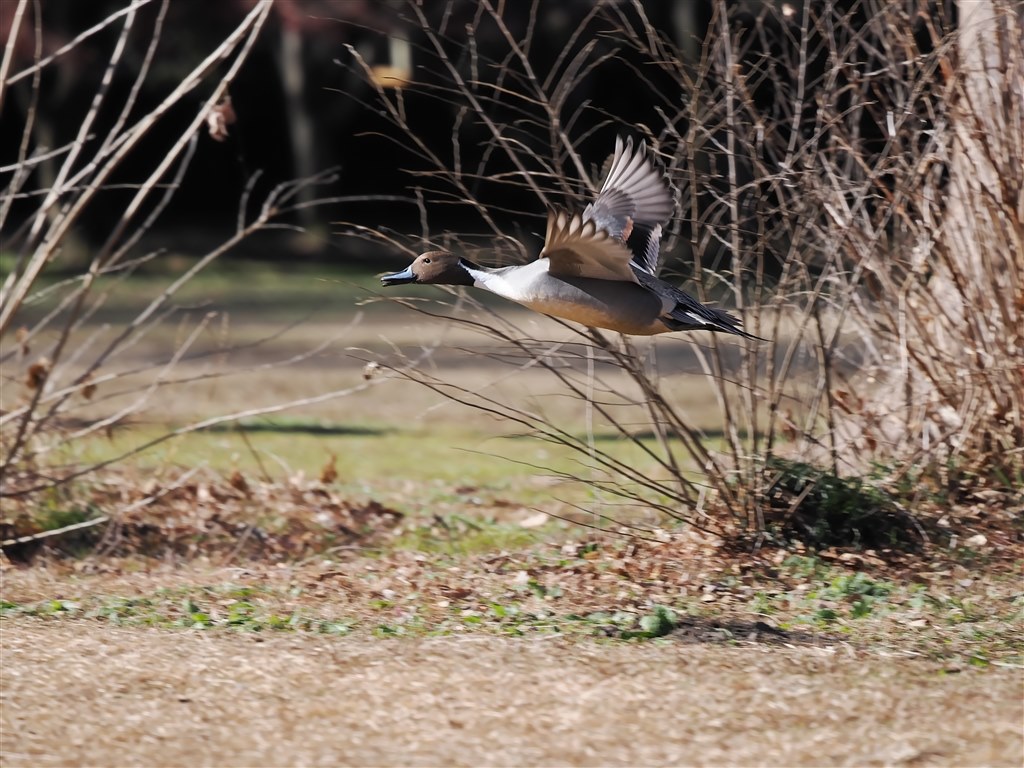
[380,251,474,287]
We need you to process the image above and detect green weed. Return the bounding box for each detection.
[395,516,542,556]
[763,458,920,550]
[0,587,355,636]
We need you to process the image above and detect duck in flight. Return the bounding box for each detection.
[381,136,759,340]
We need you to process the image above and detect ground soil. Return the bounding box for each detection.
[3,619,1022,767]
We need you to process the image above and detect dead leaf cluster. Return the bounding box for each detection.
[1,467,403,564]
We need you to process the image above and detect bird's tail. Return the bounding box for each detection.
[662,300,766,341]
[633,269,766,341]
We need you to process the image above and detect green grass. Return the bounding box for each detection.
[392,515,544,555]
[5,555,1021,663]
[59,416,702,512]
[7,254,380,309]
[6,253,494,330]
[0,588,708,641]
[0,587,355,636]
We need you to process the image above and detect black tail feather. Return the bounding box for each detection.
[632,268,765,341]
[661,306,765,341]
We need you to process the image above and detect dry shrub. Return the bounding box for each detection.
[0,1,389,542]
[831,1,1023,497]
[355,0,1021,546]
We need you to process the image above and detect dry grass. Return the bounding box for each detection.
[3,620,1022,767]
[3,484,1020,766]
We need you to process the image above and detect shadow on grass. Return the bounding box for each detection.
[668,617,829,647]
[203,422,392,437]
[501,429,728,442]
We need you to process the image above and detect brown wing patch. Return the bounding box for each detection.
[539,210,638,283]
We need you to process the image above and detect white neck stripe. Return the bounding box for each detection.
[464,264,492,288]
[465,264,525,298]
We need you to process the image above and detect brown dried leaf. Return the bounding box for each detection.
[81,372,97,401]
[319,454,338,485]
[440,586,473,600]
[228,470,250,496]
[25,358,50,390]
[832,389,862,414]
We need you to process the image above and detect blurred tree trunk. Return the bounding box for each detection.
[912,0,1023,460]
[918,0,1023,342]
[944,0,1024,280]
[275,19,318,229]
[671,2,700,64]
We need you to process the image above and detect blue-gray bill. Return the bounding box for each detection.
[380,266,416,286]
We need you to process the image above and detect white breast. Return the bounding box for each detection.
[465,261,550,302]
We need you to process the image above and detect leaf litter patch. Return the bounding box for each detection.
[4,525,1021,670]
[1,467,404,563]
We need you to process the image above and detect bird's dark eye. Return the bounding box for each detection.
[423,257,432,264]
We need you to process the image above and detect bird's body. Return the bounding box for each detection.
[467,259,670,336]
[382,136,759,340]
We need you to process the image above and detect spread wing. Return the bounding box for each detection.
[540,210,639,283]
[632,223,663,277]
[583,136,676,240]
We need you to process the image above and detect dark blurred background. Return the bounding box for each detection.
[1,0,954,269]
